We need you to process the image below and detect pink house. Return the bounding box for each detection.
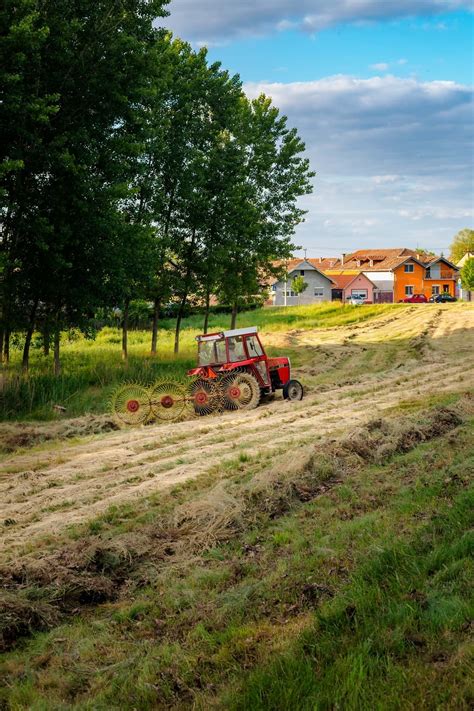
[330,273,376,303]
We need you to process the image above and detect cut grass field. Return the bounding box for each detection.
[0,302,473,709]
[1,302,401,421]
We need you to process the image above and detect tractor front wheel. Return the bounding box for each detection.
[283,379,304,401]
[221,371,261,411]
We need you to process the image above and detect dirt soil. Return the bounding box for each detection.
[1,304,473,560]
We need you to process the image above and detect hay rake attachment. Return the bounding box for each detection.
[111,378,223,427]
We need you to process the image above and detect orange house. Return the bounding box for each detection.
[393,257,459,302]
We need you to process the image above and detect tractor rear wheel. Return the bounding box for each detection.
[221,371,261,411]
[283,379,304,401]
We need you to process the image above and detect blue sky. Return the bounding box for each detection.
[204,13,473,85]
[164,1,473,256]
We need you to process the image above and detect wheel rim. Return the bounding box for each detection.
[111,384,152,426]
[150,381,187,421]
[287,381,303,401]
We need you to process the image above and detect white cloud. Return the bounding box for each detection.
[165,0,472,43]
[370,63,389,72]
[243,76,473,250]
[372,175,402,184]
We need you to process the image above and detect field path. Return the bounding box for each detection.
[1,305,473,558]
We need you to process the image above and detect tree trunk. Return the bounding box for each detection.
[203,290,211,334]
[122,298,130,361]
[174,230,196,355]
[22,298,39,372]
[151,298,160,355]
[0,328,3,365]
[43,323,50,356]
[174,293,188,355]
[54,325,61,376]
[3,329,10,365]
[231,303,238,330]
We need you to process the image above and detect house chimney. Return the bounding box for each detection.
[319,256,323,263]
[341,253,346,265]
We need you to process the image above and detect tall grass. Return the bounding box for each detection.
[0,303,401,421]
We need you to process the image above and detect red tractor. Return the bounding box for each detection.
[111,327,303,425]
[188,326,303,412]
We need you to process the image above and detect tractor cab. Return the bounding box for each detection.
[193,327,269,384]
[197,328,264,366]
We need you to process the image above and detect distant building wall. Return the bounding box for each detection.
[343,274,375,302]
[272,269,333,306]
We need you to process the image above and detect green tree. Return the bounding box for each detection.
[460,258,474,292]
[0,0,168,371]
[216,94,314,328]
[450,228,474,264]
[291,275,308,304]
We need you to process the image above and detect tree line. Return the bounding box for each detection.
[0,0,314,373]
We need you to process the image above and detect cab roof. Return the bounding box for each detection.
[196,326,258,342]
[223,327,258,338]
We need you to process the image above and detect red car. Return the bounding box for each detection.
[402,293,428,303]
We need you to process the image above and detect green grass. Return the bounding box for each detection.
[0,303,401,421]
[1,411,472,709]
[230,489,473,711]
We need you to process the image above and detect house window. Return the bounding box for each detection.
[405,286,414,296]
[285,290,296,297]
[271,285,277,292]
[314,288,324,297]
[351,289,368,299]
[432,285,440,295]
[300,270,305,276]
[426,268,431,278]
[443,284,450,293]
[404,264,414,273]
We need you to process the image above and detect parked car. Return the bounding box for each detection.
[347,294,366,306]
[428,293,457,303]
[402,294,428,303]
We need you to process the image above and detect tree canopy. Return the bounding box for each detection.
[460,258,474,292]
[449,228,474,264]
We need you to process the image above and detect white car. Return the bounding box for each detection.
[347,294,366,306]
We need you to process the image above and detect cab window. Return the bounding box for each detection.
[198,338,226,365]
[215,339,227,362]
[228,336,246,362]
[246,336,263,357]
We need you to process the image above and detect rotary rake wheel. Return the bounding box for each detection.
[150,381,187,421]
[111,383,152,427]
[220,371,261,411]
[187,378,222,417]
